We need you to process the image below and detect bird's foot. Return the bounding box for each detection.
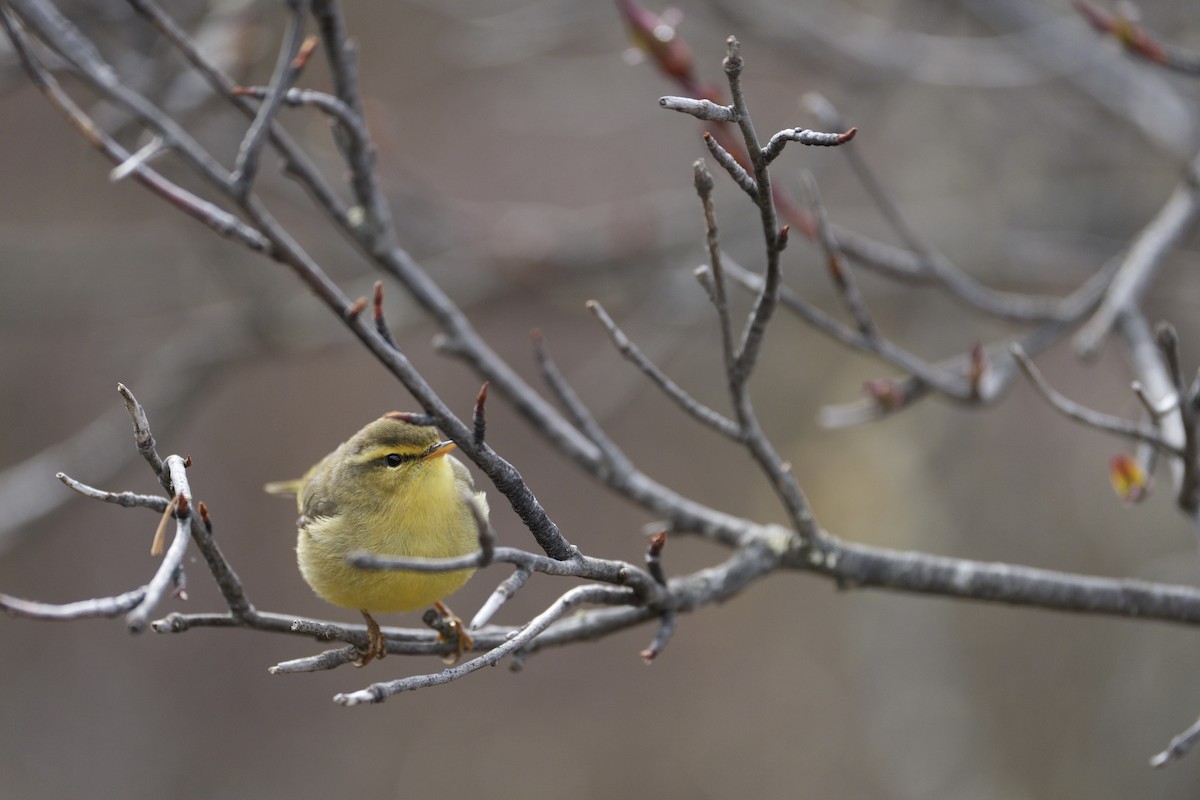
[352,609,387,667]
[433,600,473,665]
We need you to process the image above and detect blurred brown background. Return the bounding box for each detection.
[3,0,1200,796]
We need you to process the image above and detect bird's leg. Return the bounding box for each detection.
[433,600,473,665]
[352,609,387,667]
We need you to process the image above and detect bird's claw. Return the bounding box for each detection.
[433,600,473,665]
[352,609,387,667]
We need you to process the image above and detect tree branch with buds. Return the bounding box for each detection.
[4,0,1200,770]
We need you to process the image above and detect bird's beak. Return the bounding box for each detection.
[424,440,458,460]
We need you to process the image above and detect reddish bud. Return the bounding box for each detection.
[864,378,905,409]
[968,341,988,397]
[373,281,385,322]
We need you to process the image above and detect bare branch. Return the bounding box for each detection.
[720,257,972,398]
[117,383,165,478]
[1010,344,1182,456]
[640,611,677,664]
[703,131,756,196]
[586,300,742,440]
[126,512,189,629]
[1156,324,1200,513]
[1133,380,1178,419]
[231,13,311,196]
[760,125,855,164]
[270,646,360,674]
[234,85,362,134]
[124,0,356,234]
[1075,1,1200,75]
[803,91,928,255]
[0,7,270,253]
[823,535,1200,624]
[310,0,397,250]
[1076,174,1200,357]
[658,95,737,122]
[334,585,634,705]
[348,545,664,607]
[55,472,169,512]
[108,135,166,182]
[1151,714,1200,768]
[693,160,737,379]
[469,566,532,631]
[802,171,878,340]
[532,330,635,480]
[0,589,146,621]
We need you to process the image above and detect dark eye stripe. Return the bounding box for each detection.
[385,453,416,467]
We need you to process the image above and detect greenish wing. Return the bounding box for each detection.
[298,454,341,522]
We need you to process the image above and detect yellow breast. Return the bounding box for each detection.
[295,456,483,613]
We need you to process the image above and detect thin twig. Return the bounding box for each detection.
[125,454,193,633]
[639,611,677,663]
[0,9,270,253]
[124,0,355,236]
[1132,380,1178,419]
[117,383,165,478]
[371,280,396,348]
[464,491,494,567]
[234,85,364,138]
[703,131,756,197]
[55,472,169,511]
[760,125,855,164]
[657,95,737,121]
[722,37,782,387]
[1151,714,1200,768]
[531,331,635,479]
[719,257,970,397]
[0,588,147,621]
[1011,344,1182,456]
[310,0,397,251]
[348,544,664,606]
[586,300,742,440]
[470,566,532,630]
[270,646,361,674]
[1075,1,1200,75]
[803,91,927,255]
[10,0,234,190]
[1075,174,1200,357]
[802,171,878,340]
[231,5,309,196]
[1156,324,1200,513]
[108,135,166,182]
[334,584,634,706]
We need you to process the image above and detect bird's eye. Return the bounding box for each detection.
[385,454,403,467]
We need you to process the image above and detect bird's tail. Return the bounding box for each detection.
[263,479,303,497]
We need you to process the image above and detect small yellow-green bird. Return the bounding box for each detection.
[266,412,486,665]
